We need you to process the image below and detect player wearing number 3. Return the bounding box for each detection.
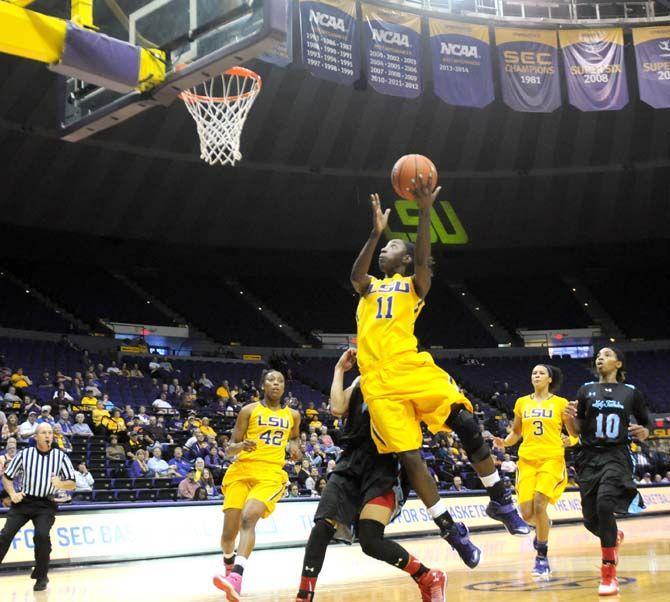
[214,370,301,601]
[564,347,652,596]
[493,364,577,578]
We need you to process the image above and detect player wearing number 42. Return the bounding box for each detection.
[213,370,301,601]
[564,347,653,597]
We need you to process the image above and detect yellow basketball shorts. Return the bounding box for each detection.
[361,352,473,454]
[516,456,568,505]
[222,461,287,518]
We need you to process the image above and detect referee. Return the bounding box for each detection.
[0,423,76,591]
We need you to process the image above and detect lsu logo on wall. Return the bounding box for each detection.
[309,9,346,32]
[371,28,410,48]
[384,200,468,246]
[441,42,479,59]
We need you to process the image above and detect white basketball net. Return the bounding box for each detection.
[180,67,262,167]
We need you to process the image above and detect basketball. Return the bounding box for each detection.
[391,154,438,201]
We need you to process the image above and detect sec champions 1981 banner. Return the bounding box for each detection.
[560,28,628,111]
[495,28,561,113]
[362,3,422,98]
[299,0,360,84]
[429,19,493,108]
[633,26,670,109]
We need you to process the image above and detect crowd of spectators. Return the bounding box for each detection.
[1,349,669,507]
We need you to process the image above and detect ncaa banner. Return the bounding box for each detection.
[299,0,360,84]
[560,29,628,111]
[362,3,422,98]
[496,28,561,113]
[429,19,494,108]
[633,26,670,109]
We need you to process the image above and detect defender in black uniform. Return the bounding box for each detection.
[566,347,652,596]
[296,349,446,602]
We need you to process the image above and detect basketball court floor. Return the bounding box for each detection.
[1,515,668,601]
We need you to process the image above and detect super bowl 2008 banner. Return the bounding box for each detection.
[495,28,561,113]
[632,26,670,109]
[429,19,493,108]
[299,0,360,84]
[361,3,422,98]
[560,28,628,111]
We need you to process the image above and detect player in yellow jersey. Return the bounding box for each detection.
[493,364,578,577]
[214,370,301,601]
[351,176,529,569]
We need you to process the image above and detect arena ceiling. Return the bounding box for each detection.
[1,2,670,253]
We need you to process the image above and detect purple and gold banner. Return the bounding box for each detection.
[429,19,493,108]
[362,4,422,98]
[496,28,560,113]
[633,26,670,109]
[299,0,359,84]
[560,29,628,111]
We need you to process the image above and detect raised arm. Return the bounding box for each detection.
[351,194,389,295]
[412,174,441,299]
[329,349,358,417]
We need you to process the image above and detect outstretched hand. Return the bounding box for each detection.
[628,424,649,441]
[370,193,390,236]
[492,437,506,450]
[336,348,357,372]
[411,173,441,211]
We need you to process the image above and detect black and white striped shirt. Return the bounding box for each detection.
[4,447,76,499]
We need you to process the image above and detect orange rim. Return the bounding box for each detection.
[178,66,262,104]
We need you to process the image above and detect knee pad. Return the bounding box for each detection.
[446,407,489,463]
[357,519,386,559]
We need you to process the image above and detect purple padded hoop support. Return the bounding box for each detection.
[50,22,140,93]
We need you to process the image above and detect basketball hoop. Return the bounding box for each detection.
[179,66,262,167]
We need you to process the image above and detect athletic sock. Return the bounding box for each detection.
[536,541,548,559]
[402,554,430,582]
[232,555,247,576]
[602,547,617,565]
[485,478,512,506]
[223,552,235,567]
[427,500,454,531]
[297,576,317,600]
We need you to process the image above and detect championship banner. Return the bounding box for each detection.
[299,0,360,84]
[429,19,494,108]
[560,29,628,111]
[632,26,670,109]
[495,28,561,113]
[362,3,422,98]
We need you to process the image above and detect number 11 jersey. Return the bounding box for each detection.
[576,382,649,449]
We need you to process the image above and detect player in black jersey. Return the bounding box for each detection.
[565,347,652,596]
[295,349,446,602]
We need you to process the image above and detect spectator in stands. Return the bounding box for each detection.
[84,378,102,398]
[53,424,72,453]
[128,448,150,479]
[0,438,18,476]
[77,391,98,413]
[306,443,325,468]
[449,476,468,492]
[11,368,32,390]
[124,431,142,459]
[200,468,221,498]
[104,434,125,461]
[148,447,178,478]
[106,408,127,439]
[53,371,72,386]
[71,413,93,438]
[37,406,55,427]
[74,462,94,493]
[1,414,19,441]
[287,483,300,498]
[17,412,38,441]
[654,474,663,483]
[662,471,670,483]
[326,459,336,475]
[177,468,200,500]
[305,467,319,493]
[92,400,111,435]
[199,417,216,439]
[136,406,150,425]
[100,393,115,410]
[53,386,73,404]
[38,371,52,390]
[57,409,73,436]
[500,454,517,477]
[168,378,183,397]
[184,430,209,460]
[204,446,226,481]
[107,361,122,376]
[305,401,318,422]
[637,472,653,485]
[120,363,131,378]
[169,447,191,478]
[316,478,327,497]
[193,457,206,482]
[198,373,214,390]
[318,426,340,454]
[160,357,174,375]
[130,364,144,378]
[2,386,21,409]
[216,380,231,401]
[152,392,173,413]
[22,395,40,417]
